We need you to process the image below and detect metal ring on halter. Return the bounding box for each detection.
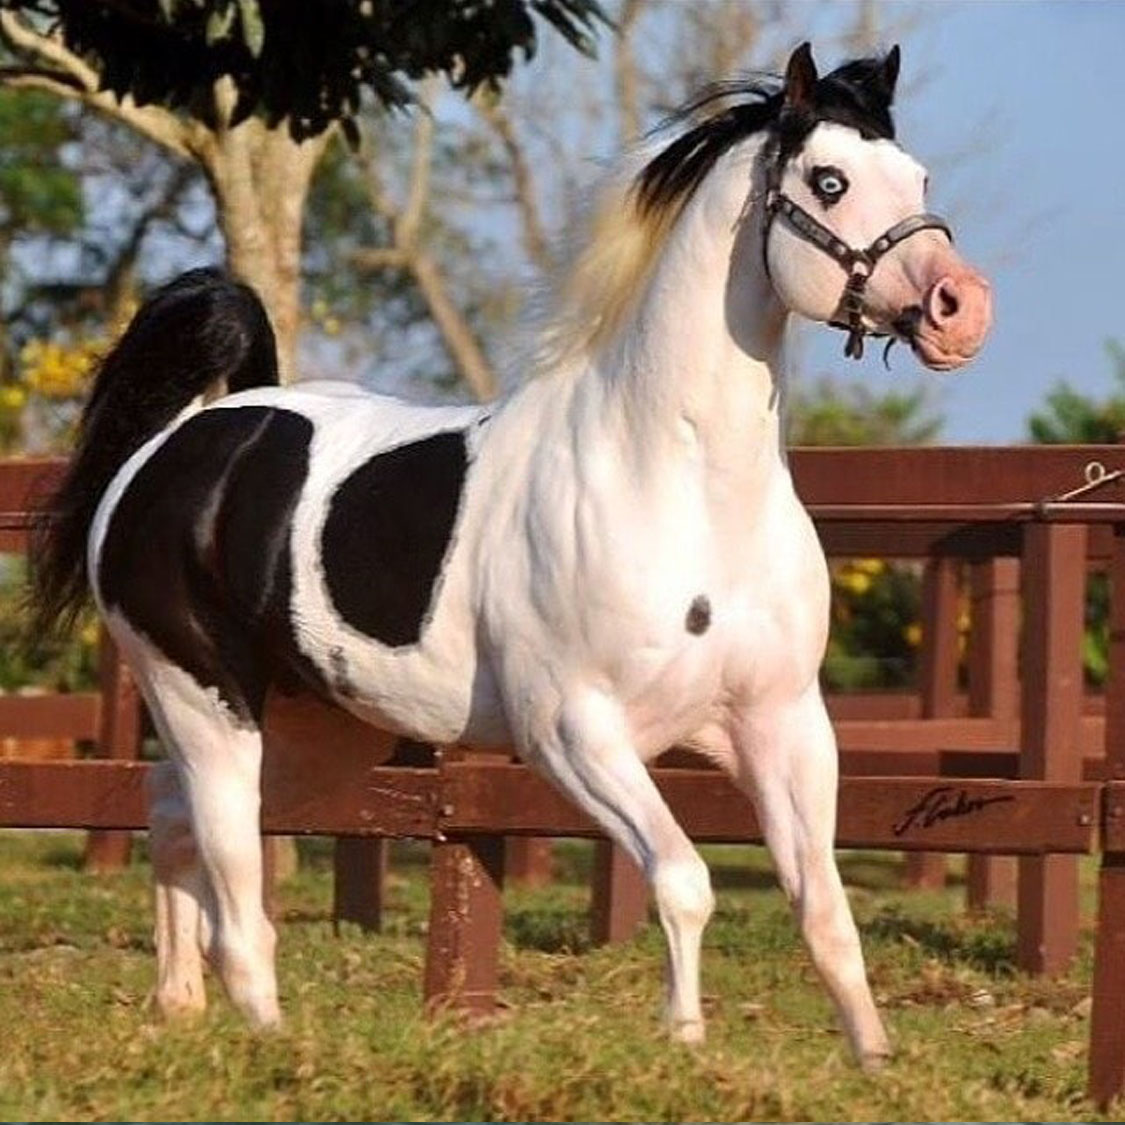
[762,164,953,361]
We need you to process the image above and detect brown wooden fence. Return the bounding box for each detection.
[3,448,1125,1106]
[0,458,141,871]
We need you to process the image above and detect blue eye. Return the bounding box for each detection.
[811,166,849,204]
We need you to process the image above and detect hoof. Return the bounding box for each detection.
[859,1048,894,1074]
[237,992,282,1030]
[669,1018,706,1045]
[247,1006,283,1032]
[154,984,207,1020]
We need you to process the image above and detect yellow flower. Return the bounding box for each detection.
[0,384,26,410]
[19,334,105,400]
[904,622,923,648]
[836,567,872,596]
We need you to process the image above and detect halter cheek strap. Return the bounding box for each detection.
[763,168,953,360]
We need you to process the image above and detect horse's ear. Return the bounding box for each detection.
[783,42,818,111]
[880,44,901,102]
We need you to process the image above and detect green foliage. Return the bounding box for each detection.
[789,376,943,446]
[791,376,942,691]
[0,557,98,692]
[0,88,83,397]
[4,0,609,141]
[0,833,1106,1121]
[1083,575,1110,686]
[823,560,923,692]
[0,91,82,235]
[1027,341,1125,444]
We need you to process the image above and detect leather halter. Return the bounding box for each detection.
[762,160,953,360]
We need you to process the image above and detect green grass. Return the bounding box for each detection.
[0,832,1111,1121]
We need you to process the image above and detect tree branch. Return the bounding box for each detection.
[410,249,497,402]
[361,131,398,224]
[0,67,83,97]
[355,91,497,401]
[398,79,437,247]
[0,10,194,160]
[349,246,408,271]
[476,95,554,273]
[614,0,646,147]
[103,161,199,311]
[0,10,100,88]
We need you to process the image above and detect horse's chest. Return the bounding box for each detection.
[617,633,728,757]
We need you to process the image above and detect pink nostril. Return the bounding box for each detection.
[937,281,959,319]
[915,268,992,363]
[927,276,962,324]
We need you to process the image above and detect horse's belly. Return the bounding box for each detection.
[290,616,511,746]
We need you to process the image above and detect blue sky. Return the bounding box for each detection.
[798,0,1125,442]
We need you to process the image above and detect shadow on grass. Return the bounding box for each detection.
[505,907,595,954]
[293,837,435,875]
[708,865,781,892]
[37,838,85,871]
[709,850,920,895]
[866,907,1016,974]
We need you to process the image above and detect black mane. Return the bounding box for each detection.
[634,53,898,219]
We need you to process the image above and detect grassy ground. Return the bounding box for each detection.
[0,831,1111,1122]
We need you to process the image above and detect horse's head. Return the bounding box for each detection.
[763,43,992,370]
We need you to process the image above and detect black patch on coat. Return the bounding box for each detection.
[685,595,712,636]
[321,430,468,648]
[99,406,321,724]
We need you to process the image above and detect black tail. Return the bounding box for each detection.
[28,267,279,640]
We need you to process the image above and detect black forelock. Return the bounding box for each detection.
[634,53,897,219]
[779,56,897,155]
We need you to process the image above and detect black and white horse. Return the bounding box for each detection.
[32,43,990,1066]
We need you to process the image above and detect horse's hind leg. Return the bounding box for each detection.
[519,689,714,1042]
[118,625,279,1027]
[733,687,890,1068]
[161,696,278,1026]
[149,760,210,1017]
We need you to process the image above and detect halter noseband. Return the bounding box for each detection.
[762,158,953,360]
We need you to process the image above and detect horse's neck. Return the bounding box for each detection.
[583,147,790,497]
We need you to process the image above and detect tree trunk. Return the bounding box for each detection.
[203,110,329,384]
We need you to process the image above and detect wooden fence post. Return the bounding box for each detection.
[1017,522,1086,974]
[965,557,1020,910]
[423,834,505,1016]
[1088,522,1125,1106]
[333,838,388,932]
[591,839,648,944]
[505,837,555,887]
[83,629,141,872]
[905,556,960,890]
[261,831,280,921]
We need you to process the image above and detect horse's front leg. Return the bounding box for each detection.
[730,686,891,1068]
[518,688,714,1041]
